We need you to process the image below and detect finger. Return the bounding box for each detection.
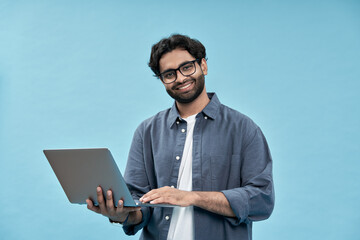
[151,190,189,206]
[106,190,116,215]
[113,200,127,223]
[114,200,140,223]
[96,186,107,213]
[140,186,173,201]
[140,189,159,202]
[146,188,181,205]
[151,195,181,205]
[147,193,162,203]
[141,193,159,203]
[115,199,124,212]
[149,197,165,204]
[116,199,141,213]
[115,200,127,217]
[139,193,149,202]
[86,198,101,214]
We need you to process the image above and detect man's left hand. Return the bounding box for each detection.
[139,186,194,207]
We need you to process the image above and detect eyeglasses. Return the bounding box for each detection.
[158,59,199,84]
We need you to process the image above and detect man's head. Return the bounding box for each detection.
[148,34,206,76]
[149,34,208,104]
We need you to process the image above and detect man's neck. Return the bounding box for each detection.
[176,88,210,119]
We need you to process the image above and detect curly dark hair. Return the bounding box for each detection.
[148,34,207,76]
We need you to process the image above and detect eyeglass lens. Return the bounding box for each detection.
[161,61,196,83]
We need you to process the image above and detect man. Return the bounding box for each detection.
[86,34,274,240]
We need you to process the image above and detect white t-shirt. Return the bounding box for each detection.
[167,114,197,240]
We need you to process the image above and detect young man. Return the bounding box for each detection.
[86,34,274,240]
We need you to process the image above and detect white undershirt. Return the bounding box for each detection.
[167,114,197,240]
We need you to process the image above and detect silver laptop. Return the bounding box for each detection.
[44,148,176,208]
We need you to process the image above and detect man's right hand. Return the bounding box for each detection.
[86,186,142,224]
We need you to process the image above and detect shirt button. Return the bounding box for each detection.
[176,156,180,160]
[204,116,208,119]
[181,129,186,133]
[176,121,179,124]
[171,185,175,188]
[165,216,170,221]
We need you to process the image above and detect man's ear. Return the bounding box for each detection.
[200,58,208,75]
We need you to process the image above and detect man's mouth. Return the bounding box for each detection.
[174,80,195,91]
[178,83,192,90]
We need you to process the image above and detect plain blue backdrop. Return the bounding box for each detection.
[1,1,359,239]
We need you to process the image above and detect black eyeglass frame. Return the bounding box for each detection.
[157,59,201,84]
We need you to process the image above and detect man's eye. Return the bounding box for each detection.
[164,72,175,79]
[181,64,193,72]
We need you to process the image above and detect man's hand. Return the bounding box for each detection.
[86,186,142,224]
[140,186,236,217]
[139,186,195,207]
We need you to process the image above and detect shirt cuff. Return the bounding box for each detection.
[221,188,250,225]
[122,207,150,235]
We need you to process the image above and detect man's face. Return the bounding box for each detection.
[159,49,208,104]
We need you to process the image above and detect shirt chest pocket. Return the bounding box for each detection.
[210,154,241,191]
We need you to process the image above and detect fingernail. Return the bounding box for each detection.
[107,191,111,196]
[118,201,122,206]
[97,187,101,192]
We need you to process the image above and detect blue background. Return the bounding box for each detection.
[1,1,359,239]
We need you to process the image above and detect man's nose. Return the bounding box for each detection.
[175,69,186,83]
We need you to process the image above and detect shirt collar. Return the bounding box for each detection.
[167,92,221,128]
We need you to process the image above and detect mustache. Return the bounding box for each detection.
[171,78,195,90]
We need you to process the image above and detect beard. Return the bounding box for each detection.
[166,73,205,104]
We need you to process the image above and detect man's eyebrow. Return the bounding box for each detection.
[161,60,194,74]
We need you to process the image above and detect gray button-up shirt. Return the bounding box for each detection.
[123,93,274,240]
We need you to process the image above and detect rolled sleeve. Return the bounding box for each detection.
[222,127,274,225]
[123,207,151,235]
[222,188,250,225]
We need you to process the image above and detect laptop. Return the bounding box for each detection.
[44,148,176,208]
